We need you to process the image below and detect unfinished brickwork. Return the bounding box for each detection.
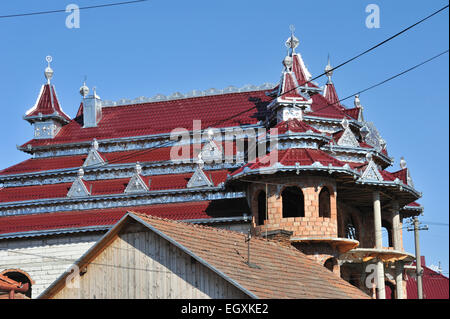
[250,176,338,238]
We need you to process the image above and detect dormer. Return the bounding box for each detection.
[23,56,71,139]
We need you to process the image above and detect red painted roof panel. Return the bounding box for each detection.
[0,199,250,235]
[21,90,272,148]
[0,170,230,203]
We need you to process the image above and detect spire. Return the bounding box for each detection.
[323,55,341,107]
[277,26,308,100]
[44,56,53,84]
[325,54,333,83]
[285,25,300,54]
[24,56,71,139]
[271,26,314,123]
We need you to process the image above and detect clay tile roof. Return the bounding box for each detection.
[0,274,22,290]
[131,212,370,299]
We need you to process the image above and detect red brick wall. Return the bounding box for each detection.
[249,176,338,238]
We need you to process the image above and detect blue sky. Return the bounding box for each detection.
[0,1,448,274]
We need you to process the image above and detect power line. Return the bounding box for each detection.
[15,6,449,173]
[0,0,149,19]
[83,49,449,171]
[279,4,449,98]
[313,49,449,113]
[421,221,449,227]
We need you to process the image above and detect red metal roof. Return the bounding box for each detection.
[21,90,271,149]
[390,168,408,185]
[406,259,449,299]
[0,142,239,176]
[292,54,308,86]
[343,107,361,120]
[308,93,349,119]
[279,72,307,100]
[24,84,70,122]
[324,82,340,107]
[273,118,321,135]
[0,169,230,203]
[231,148,346,176]
[0,199,250,235]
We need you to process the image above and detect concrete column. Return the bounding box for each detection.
[373,191,386,299]
[373,191,383,249]
[391,201,401,251]
[391,200,404,299]
[395,261,404,299]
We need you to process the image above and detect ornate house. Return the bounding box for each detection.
[0,30,423,299]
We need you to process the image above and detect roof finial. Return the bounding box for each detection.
[325,54,333,83]
[285,25,299,54]
[92,138,99,150]
[80,76,89,98]
[77,167,85,178]
[44,56,54,84]
[400,156,407,169]
[354,94,362,108]
[135,161,142,175]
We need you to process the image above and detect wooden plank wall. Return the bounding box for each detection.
[52,229,249,299]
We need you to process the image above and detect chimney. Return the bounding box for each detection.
[81,84,102,128]
[420,256,426,267]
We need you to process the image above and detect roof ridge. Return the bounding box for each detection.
[130,211,305,253]
[132,211,245,236]
[100,83,276,108]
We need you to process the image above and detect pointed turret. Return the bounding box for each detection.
[269,26,316,123]
[24,56,71,139]
[323,56,341,107]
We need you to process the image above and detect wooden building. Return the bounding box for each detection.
[39,212,369,299]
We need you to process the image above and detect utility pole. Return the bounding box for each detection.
[407,216,428,299]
